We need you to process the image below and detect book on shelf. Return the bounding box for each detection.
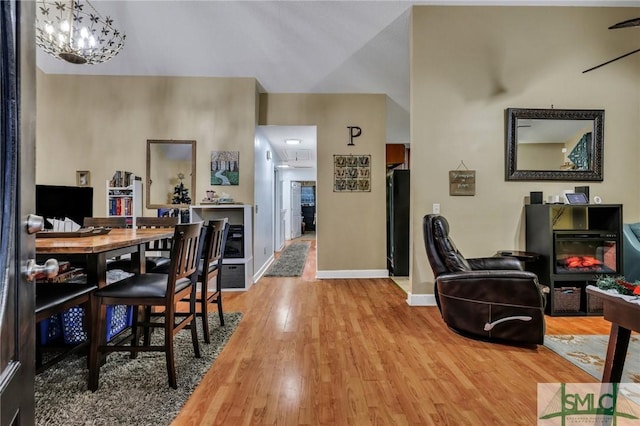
[110,171,139,188]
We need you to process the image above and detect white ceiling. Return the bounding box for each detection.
[35,0,640,169]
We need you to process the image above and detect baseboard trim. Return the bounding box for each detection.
[254,255,275,282]
[406,293,438,306]
[316,269,389,279]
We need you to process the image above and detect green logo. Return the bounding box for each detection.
[539,383,640,425]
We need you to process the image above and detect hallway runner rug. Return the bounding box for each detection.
[264,242,310,277]
[35,312,242,426]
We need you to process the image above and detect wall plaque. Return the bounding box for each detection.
[449,170,476,196]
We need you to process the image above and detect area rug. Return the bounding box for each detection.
[264,241,310,277]
[544,334,640,383]
[35,312,242,426]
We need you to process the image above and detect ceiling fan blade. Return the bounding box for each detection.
[582,48,640,73]
[609,17,640,29]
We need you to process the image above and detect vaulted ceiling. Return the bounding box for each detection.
[35,1,640,168]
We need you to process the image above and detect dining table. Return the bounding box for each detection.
[36,227,174,288]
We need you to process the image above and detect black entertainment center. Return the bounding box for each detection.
[525,203,622,316]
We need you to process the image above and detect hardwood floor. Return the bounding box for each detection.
[172,240,612,425]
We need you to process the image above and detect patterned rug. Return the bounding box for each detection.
[544,334,640,383]
[35,312,242,426]
[264,241,310,277]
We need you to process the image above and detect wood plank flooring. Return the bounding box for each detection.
[172,240,611,425]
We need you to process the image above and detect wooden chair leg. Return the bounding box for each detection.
[143,305,152,347]
[217,297,225,327]
[165,313,177,389]
[201,286,210,344]
[88,301,107,392]
[190,291,201,358]
[130,305,140,359]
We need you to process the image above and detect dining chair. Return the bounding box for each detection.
[191,219,229,343]
[108,216,178,272]
[83,216,128,229]
[136,216,178,271]
[154,219,229,343]
[87,221,203,391]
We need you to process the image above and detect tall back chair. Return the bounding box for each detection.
[195,219,229,343]
[83,216,128,229]
[88,222,203,391]
[137,216,179,271]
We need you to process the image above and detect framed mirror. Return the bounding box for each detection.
[505,108,604,181]
[146,140,197,209]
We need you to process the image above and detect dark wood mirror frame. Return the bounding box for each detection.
[505,108,604,181]
[146,140,197,209]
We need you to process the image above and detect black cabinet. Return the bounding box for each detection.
[387,170,410,276]
[525,204,622,316]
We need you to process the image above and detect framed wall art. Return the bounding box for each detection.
[334,155,371,192]
[211,150,239,185]
[76,170,90,187]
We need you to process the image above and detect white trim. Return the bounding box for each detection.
[316,269,389,279]
[254,255,275,282]
[406,293,438,306]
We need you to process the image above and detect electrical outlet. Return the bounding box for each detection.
[433,203,440,214]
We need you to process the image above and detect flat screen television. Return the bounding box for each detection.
[36,185,93,228]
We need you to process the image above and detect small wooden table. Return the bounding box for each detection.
[36,228,174,288]
[586,286,640,383]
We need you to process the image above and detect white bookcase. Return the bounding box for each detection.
[189,204,253,291]
[106,178,142,227]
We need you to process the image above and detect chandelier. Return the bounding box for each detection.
[35,0,125,65]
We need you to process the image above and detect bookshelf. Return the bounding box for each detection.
[106,177,142,228]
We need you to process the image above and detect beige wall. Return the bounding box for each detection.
[411,6,640,295]
[36,72,258,217]
[259,94,387,273]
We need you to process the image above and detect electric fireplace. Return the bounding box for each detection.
[554,231,617,274]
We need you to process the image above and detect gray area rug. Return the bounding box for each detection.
[35,312,242,426]
[264,242,310,277]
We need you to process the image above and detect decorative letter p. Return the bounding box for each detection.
[347,126,362,146]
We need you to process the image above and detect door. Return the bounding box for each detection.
[290,181,302,239]
[0,1,37,424]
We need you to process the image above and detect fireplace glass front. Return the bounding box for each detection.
[554,231,617,274]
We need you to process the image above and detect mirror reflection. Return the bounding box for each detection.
[146,140,197,209]
[505,108,604,181]
[516,119,594,171]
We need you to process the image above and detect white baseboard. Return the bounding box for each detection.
[406,292,438,306]
[316,269,389,279]
[253,255,275,282]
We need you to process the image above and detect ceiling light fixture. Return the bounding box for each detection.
[35,0,126,65]
[285,139,301,145]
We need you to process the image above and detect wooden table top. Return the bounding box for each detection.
[35,228,174,254]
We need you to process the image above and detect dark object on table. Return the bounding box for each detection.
[423,214,546,346]
[36,227,111,238]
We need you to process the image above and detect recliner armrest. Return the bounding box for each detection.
[436,270,544,307]
[467,256,523,271]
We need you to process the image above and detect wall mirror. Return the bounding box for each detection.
[146,140,197,209]
[505,108,604,181]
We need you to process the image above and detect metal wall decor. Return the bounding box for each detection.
[333,155,371,192]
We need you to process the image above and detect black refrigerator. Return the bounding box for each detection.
[387,169,410,276]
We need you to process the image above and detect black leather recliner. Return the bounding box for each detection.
[423,214,546,345]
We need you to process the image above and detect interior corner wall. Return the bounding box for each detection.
[259,93,387,275]
[35,71,258,217]
[410,6,640,296]
[253,128,276,274]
